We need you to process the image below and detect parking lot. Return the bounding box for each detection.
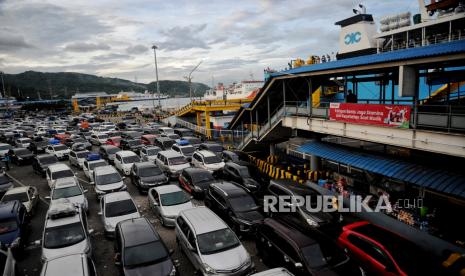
[7,148,268,276]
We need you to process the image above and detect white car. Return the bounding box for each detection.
[98,191,140,237]
[139,146,161,162]
[0,143,13,157]
[191,150,225,173]
[83,159,108,182]
[155,150,191,178]
[46,163,76,189]
[148,184,193,227]
[45,144,71,160]
[38,199,93,261]
[15,137,32,148]
[114,151,140,176]
[1,186,39,216]
[158,127,174,135]
[92,166,126,199]
[89,133,109,145]
[47,177,88,212]
[172,143,195,161]
[68,150,90,169]
[40,253,97,276]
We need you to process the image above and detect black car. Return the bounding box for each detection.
[221,150,240,162]
[198,142,223,157]
[28,138,49,154]
[114,217,177,276]
[99,145,121,164]
[120,139,144,153]
[7,148,34,165]
[32,154,59,177]
[173,128,194,138]
[178,168,215,198]
[256,218,362,276]
[223,162,260,193]
[205,181,264,235]
[130,162,169,193]
[154,137,175,150]
[121,131,143,140]
[64,137,92,150]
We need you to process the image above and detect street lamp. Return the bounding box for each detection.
[0,71,5,99]
[184,61,202,101]
[152,45,161,110]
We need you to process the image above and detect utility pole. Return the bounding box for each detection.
[152,45,161,110]
[184,61,202,101]
[0,71,5,99]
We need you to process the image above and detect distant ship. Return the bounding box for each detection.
[204,80,263,101]
[114,91,169,102]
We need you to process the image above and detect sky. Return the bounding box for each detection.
[0,0,419,86]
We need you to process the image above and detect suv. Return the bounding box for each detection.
[39,199,93,261]
[256,218,362,276]
[114,151,141,176]
[45,144,70,161]
[99,145,121,164]
[48,177,88,212]
[148,185,193,227]
[92,166,127,199]
[7,148,34,165]
[172,143,195,161]
[191,150,225,174]
[120,139,143,153]
[15,137,32,148]
[32,154,59,177]
[40,254,97,276]
[176,207,254,275]
[130,162,168,193]
[83,159,108,182]
[155,150,190,178]
[205,182,263,235]
[223,162,260,193]
[99,191,140,237]
[139,146,161,162]
[0,201,27,250]
[90,133,109,145]
[28,138,49,154]
[178,168,215,198]
[46,164,76,189]
[174,128,194,138]
[154,137,175,150]
[114,217,177,275]
[69,150,90,169]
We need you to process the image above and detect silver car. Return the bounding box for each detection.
[83,159,108,182]
[40,254,97,276]
[176,207,254,276]
[148,184,193,227]
[98,191,140,237]
[47,177,88,212]
[68,150,90,169]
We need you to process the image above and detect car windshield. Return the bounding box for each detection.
[229,196,258,212]
[124,241,168,267]
[0,219,18,234]
[89,161,107,170]
[238,167,251,177]
[123,155,140,163]
[139,167,163,177]
[52,186,82,199]
[105,199,137,217]
[98,135,108,139]
[180,146,195,155]
[168,156,187,165]
[52,170,74,179]
[197,228,240,255]
[128,140,142,146]
[192,172,214,184]
[96,173,121,185]
[44,222,86,249]
[160,191,190,206]
[53,145,68,151]
[76,152,89,158]
[16,149,30,155]
[2,192,28,203]
[40,156,58,165]
[204,155,221,164]
[107,147,121,154]
[0,175,11,185]
[302,242,347,270]
[147,148,160,155]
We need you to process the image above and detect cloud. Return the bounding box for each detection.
[92,53,133,62]
[160,24,210,51]
[0,31,32,51]
[65,42,111,52]
[126,44,148,54]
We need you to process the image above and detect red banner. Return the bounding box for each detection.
[329,103,410,128]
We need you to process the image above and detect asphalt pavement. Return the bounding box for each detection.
[7,150,269,276]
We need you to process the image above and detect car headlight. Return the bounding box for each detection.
[203,263,216,274]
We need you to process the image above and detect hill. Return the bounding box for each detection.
[1,71,210,100]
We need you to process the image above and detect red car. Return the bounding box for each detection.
[54,134,69,144]
[337,221,437,276]
[141,134,157,145]
[105,136,122,147]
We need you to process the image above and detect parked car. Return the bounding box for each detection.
[221,150,240,162]
[130,162,168,193]
[15,137,32,148]
[176,207,254,275]
[69,150,90,169]
[45,144,70,161]
[92,166,126,199]
[191,150,225,175]
[1,186,39,217]
[256,218,362,276]
[174,128,194,138]
[155,150,190,178]
[32,154,59,177]
[250,268,293,276]
[90,133,109,146]
[120,131,143,140]
[148,185,193,227]
[141,134,157,145]
[114,151,141,176]
[178,167,215,198]
[105,136,122,147]
[139,146,161,162]
[0,143,13,157]
[28,138,49,154]
[47,177,88,212]
[198,142,223,157]
[7,148,34,165]
[0,248,16,276]
[171,143,195,161]
[182,136,201,149]
[99,145,121,164]
[64,137,92,150]
[337,221,438,276]
[0,173,14,195]
[154,137,175,150]
[223,162,260,193]
[38,199,93,261]
[83,159,108,182]
[46,163,76,189]
[119,139,143,153]
[162,133,180,140]
[114,217,177,275]
[0,200,28,249]
[158,127,174,136]
[40,253,97,276]
[99,191,140,237]
[205,181,263,235]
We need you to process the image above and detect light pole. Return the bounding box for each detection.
[0,71,5,99]
[152,45,161,110]
[184,61,202,101]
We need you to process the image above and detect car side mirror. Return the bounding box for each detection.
[88,229,95,235]
[90,181,95,185]
[98,211,103,216]
[83,189,88,193]
[153,201,159,206]
[34,240,41,246]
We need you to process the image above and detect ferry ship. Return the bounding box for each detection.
[204,80,263,101]
[114,91,169,102]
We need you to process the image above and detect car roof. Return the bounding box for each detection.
[0,201,22,218]
[158,150,183,158]
[118,217,160,247]
[134,162,158,169]
[180,207,227,235]
[42,254,87,276]
[54,177,79,188]
[103,191,132,203]
[153,184,181,194]
[116,150,137,157]
[48,163,72,172]
[196,150,216,157]
[210,181,247,198]
[94,165,118,174]
[263,218,317,248]
[4,186,30,194]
